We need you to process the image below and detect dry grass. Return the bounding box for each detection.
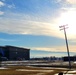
[0,66,74,75]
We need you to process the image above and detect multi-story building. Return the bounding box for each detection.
[0,46,30,61]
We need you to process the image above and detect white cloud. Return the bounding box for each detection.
[0,9,76,40]
[56,0,76,4]
[30,45,76,52]
[66,0,76,4]
[8,4,15,8]
[31,47,56,51]
[69,39,76,43]
[0,1,5,15]
[0,1,5,7]
[0,0,76,40]
[0,11,4,15]
[55,45,76,52]
[0,16,60,37]
[56,0,62,3]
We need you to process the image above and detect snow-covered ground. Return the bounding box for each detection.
[16,69,53,72]
[0,67,8,69]
[0,60,76,75]
[0,61,75,66]
[55,70,76,75]
[55,73,76,75]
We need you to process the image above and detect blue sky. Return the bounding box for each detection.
[0,0,76,58]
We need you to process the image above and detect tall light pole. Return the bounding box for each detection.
[59,25,71,69]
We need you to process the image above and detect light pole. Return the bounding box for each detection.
[59,25,71,69]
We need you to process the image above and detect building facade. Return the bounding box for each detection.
[0,46,30,61]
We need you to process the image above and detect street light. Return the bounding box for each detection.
[59,24,71,69]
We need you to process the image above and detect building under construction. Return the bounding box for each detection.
[0,45,30,61]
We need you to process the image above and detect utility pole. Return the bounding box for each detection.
[59,25,71,69]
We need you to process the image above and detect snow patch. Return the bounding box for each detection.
[0,67,8,69]
[16,69,53,72]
